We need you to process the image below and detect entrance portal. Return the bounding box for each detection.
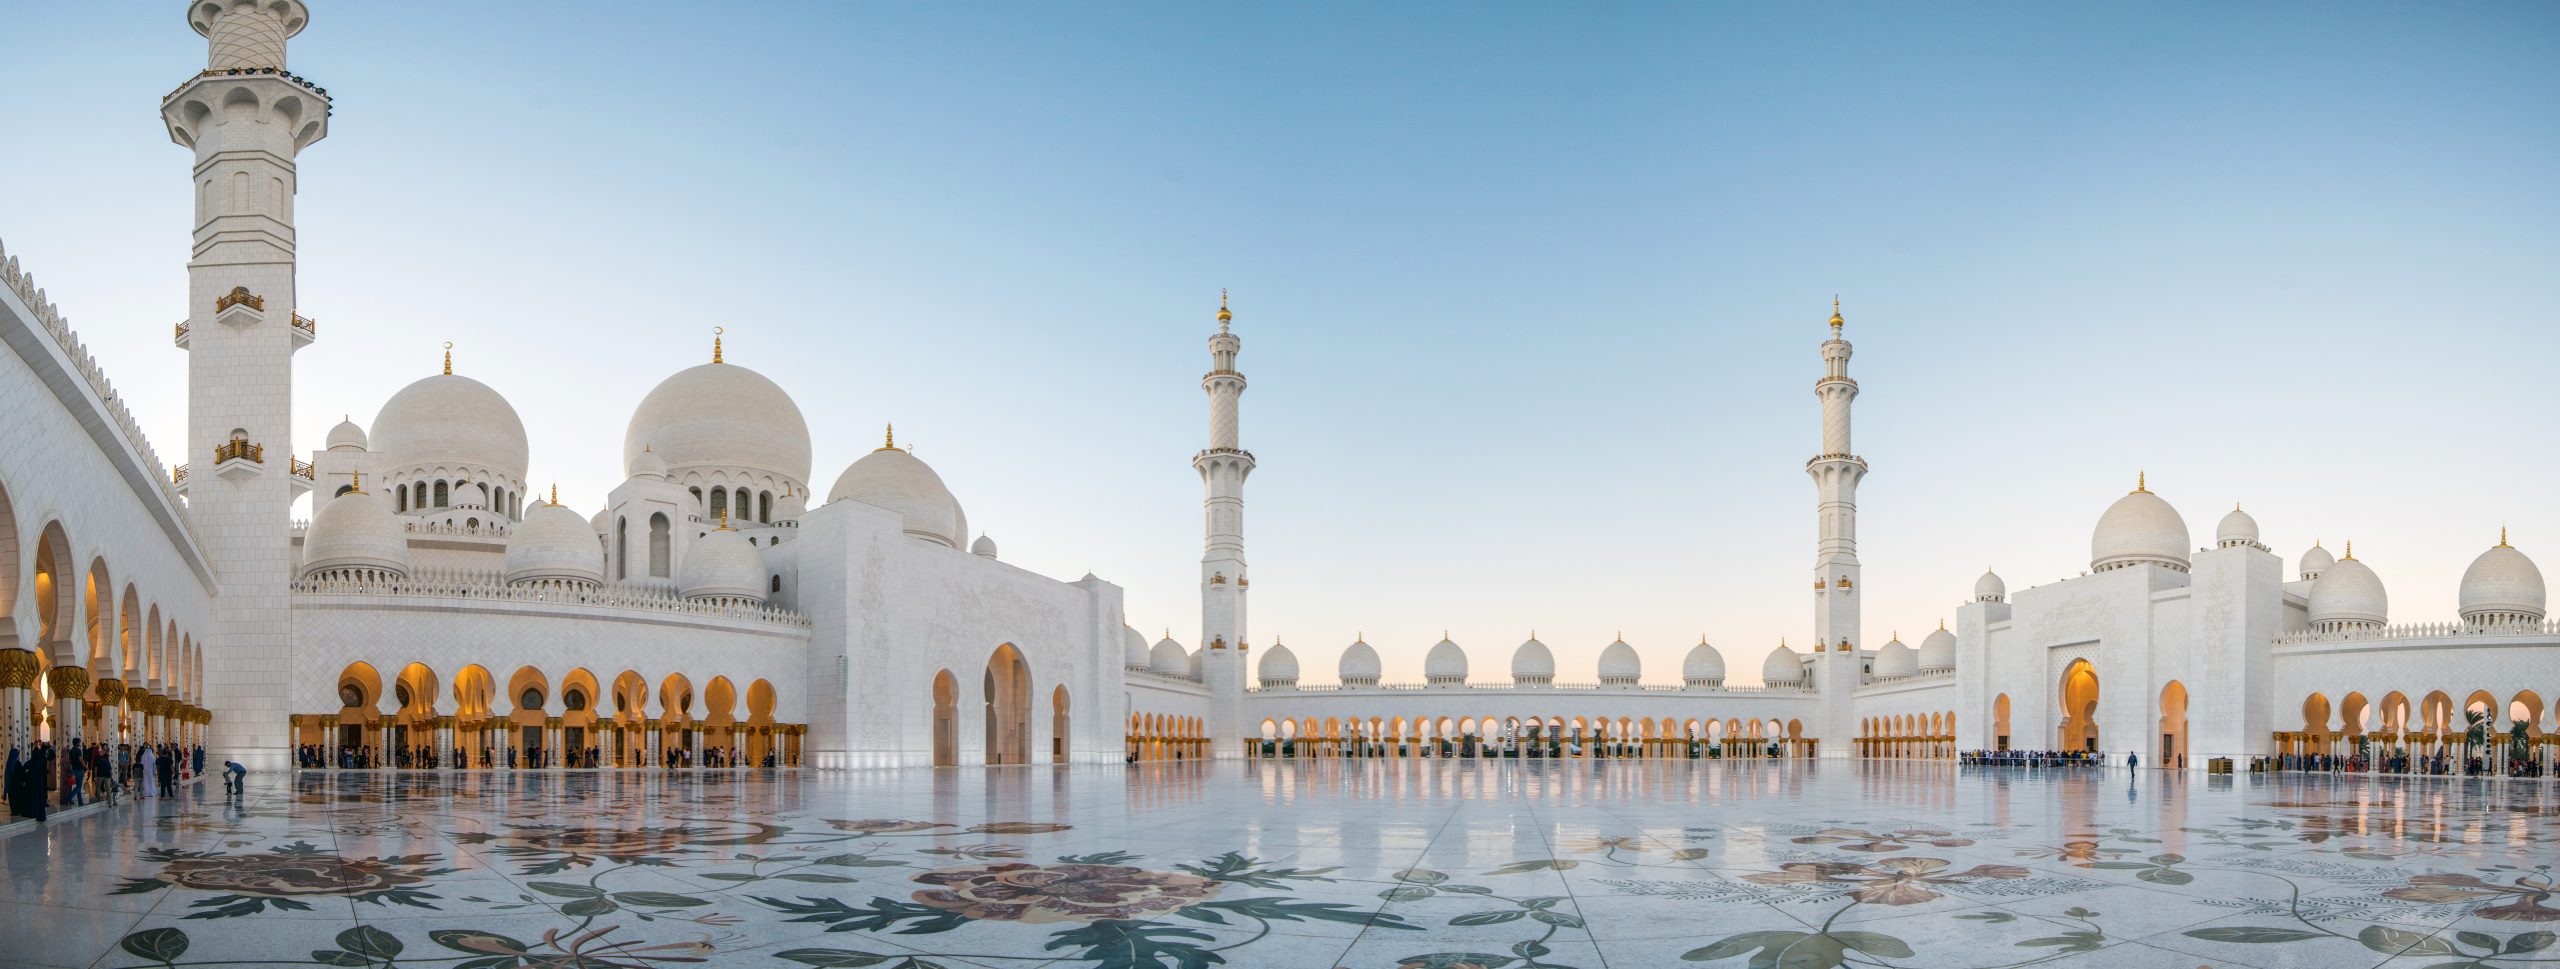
[983,644,1031,765]
[2058,660,2100,752]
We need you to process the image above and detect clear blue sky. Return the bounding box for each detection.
[6,3,2555,684]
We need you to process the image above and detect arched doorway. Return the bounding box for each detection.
[1051,684,1071,763]
[2157,681,2188,769]
[982,645,1031,765]
[1993,694,2011,751]
[931,670,958,767]
[2058,660,2099,752]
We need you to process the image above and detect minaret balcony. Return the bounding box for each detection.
[1805,453,1867,469]
[173,321,190,348]
[213,440,264,482]
[290,312,317,348]
[214,287,265,330]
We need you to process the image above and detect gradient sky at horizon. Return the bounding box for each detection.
[5,3,2555,685]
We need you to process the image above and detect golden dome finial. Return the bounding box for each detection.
[2134,470,2148,494]
[2343,539,2355,560]
[350,467,363,494]
[1217,289,1232,325]
[442,341,453,375]
[2499,526,2509,547]
[550,482,558,506]
[877,423,900,452]
[1829,295,1843,329]
[712,325,725,364]
[718,506,730,530]
[1939,617,1947,631]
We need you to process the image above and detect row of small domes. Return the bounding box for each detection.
[1231,631,1950,687]
[303,487,774,604]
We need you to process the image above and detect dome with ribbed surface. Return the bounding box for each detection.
[1597,638,1641,685]
[676,527,766,604]
[624,361,811,491]
[1762,643,1802,685]
[503,501,605,587]
[2308,551,2387,629]
[2459,538,2545,624]
[371,373,529,484]
[2299,543,2335,580]
[2091,484,2190,572]
[302,489,409,578]
[2217,506,2260,547]
[1918,625,1957,672]
[1510,637,1554,684]
[1682,640,1725,686]
[1974,569,2005,602]
[1257,642,1300,686]
[1424,637,1469,685]
[1874,637,1918,678]
[827,446,968,549]
[1338,640,1381,685]
[325,418,367,451]
[1149,636,1188,676]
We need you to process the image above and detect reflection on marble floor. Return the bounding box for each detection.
[5,762,2559,969]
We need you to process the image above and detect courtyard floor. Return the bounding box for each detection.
[3,760,2556,968]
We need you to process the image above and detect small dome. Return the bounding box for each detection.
[588,508,608,536]
[1188,647,1203,679]
[301,488,409,578]
[1122,626,1151,669]
[1150,637,1188,676]
[1681,640,1725,685]
[2299,542,2335,580]
[2308,549,2387,629]
[827,445,969,548]
[628,446,669,481]
[2091,481,2190,572]
[1423,637,1469,684]
[1761,643,1802,685]
[1918,625,1957,672]
[1874,637,1918,678]
[1510,637,1555,683]
[2216,505,2260,547]
[1596,638,1641,684]
[971,534,998,558]
[623,360,811,489]
[325,417,367,451]
[502,501,605,587]
[676,526,767,604]
[371,373,530,484]
[1257,642,1300,685]
[1973,568,2006,602]
[1338,639,1382,685]
[2458,537,2545,624]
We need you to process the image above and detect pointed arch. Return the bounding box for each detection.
[931,669,959,766]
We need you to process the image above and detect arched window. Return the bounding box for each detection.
[334,485,355,498]
[466,518,479,529]
[770,575,781,593]
[478,482,490,507]
[759,490,772,523]
[689,486,702,506]
[433,481,448,507]
[394,484,407,511]
[648,513,671,578]
[414,482,427,509]
[614,517,628,580]
[519,687,543,710]
[710,487,728,523]
[564,689,587,712]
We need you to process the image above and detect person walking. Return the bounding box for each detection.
[139,745,158,799]
[158,744,177,797]
[223,759,246,799]
[2127,751,2139,770]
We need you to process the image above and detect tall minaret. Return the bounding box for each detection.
[163,0,328,769]
[1194,292,1253,757]
[1808,299,1867,755]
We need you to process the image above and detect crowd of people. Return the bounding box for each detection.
[1960,749,2106,768]
[2263,749,2552,777]
[5,740,208,822]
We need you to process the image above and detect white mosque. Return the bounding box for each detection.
[0,1,2551,774]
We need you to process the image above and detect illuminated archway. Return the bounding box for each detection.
[983,644,1031,765]
[2057,661,2099,752]
[931,670,959,767]
[2157,681,2188,768]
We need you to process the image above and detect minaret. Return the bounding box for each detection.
[1808,299,1867,756]
[1193,292,1253,757]
[163,1,329,769]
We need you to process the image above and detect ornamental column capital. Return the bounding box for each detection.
[0,649,42,689]
[46,666,91,699]
[95,678,126,704]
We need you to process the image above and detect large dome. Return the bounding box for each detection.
[1682,639,1725,686]
[301,489,409,578]
[2091,480,2189,572]
[1874,636,1918,678]
[826,444,968,549]
[1918,624,1957,672]
[1596,638,1641,685]
[676,526,767,605]
[2459,537,2545,624]
[503,501,605,587]
[2308,549,2387,629]
[1510,637,1554,684]
[623,360,812,490]
[1122,626,1150,669]
[1424,637,1469,684]
[371,373,529,483]
[1762,643,1802,685]
[1338,639,1382,685]
[1150,636,1188,676]
[1257,642,1300,686]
